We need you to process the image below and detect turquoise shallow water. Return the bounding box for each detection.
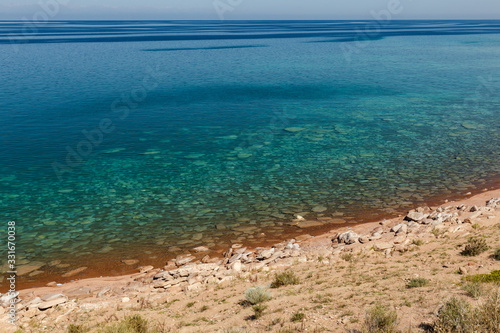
[1,21,500,284]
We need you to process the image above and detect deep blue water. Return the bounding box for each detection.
[1,21,500,283]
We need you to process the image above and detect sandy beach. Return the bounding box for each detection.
[2,187,500,332]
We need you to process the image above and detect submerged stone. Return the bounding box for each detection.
[102,148,126,154]
[237,153,252,159]
[62,267,88,278]
[284,127,305,133]
[312,206,327,213]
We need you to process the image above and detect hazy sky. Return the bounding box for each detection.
[1,0,499,20]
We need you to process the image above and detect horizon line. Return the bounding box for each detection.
[1,18,500,22]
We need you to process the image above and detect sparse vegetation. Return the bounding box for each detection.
[412,239,424,246]
[464,270,500,283]
[67,325,86,333]
[433,297,473,333]
[271,270,300,288]
[494,248,500,260]
[222,329,249,333]
[252,304,268,320]
[462,282,483,298]
[460,237,489,256]
[433,289,500,332]
[291,311,305,322]
[341,253,355,262]
[363,304,398,333]
[406,277,429,289]
[244,286,272,305]
[100,315,149,333]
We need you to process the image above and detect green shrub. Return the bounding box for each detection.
[252,304,268,320]
[245,286,272,305]
[433,297,474,333]
[100,315,149,333]
[476,288,500,332]
[341,253,355,262]
[462,282,483,298]
[291,312,305,322]
[461,237,489,256]
[412,239,424,246]
[494,248,500,260]
[433,290,500,332]
[406,277,429,289]
[363,304,398,333]
[67,325,86,333]
[464,270,500,283]
[271,270,300,288]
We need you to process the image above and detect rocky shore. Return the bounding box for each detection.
[2,190,500,332]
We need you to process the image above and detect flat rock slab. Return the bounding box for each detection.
[62,267,88,278]
[17,263,44,276]
[284,127,305,133]
[232,225,258,233]
[312,206,327,213]
[38,294,68,310]
[193,246,209,253]
[65,287,91,297]
[296,221,324,228]
[373,242,394,250]
[296,234,313,242]
[175,254,194,266]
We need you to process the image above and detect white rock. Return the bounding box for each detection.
[405,211,428,222]
[338,231,359,244]
[258,248,275,260]
[0,292,19,308]
[486,198,500,208]
[231,260,242,272]
[38,294,68,310]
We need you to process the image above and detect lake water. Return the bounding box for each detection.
[1,20,500,286]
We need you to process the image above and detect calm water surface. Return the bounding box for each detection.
[1,20,500,286]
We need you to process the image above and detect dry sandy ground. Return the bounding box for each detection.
[2,189,500,333]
